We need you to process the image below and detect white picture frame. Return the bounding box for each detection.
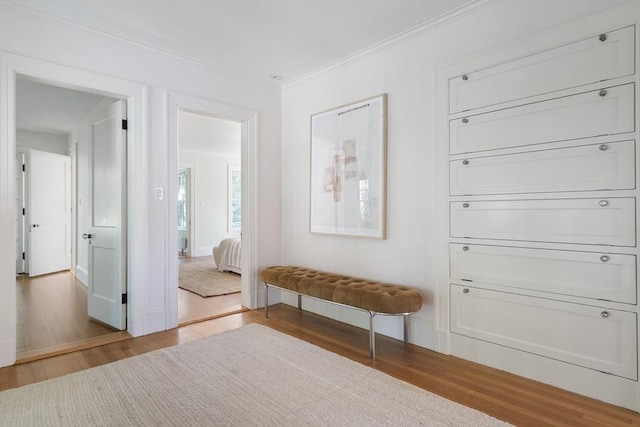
[310,94,387,239]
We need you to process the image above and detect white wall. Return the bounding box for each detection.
[16,130,68,155]
[179,149,241,256]
[280,0,633,349]
[0,1,281,356]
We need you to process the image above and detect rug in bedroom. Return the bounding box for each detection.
[178,262,240,297]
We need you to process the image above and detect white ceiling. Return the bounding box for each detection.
[179,111,241,155]
[10,0,473,85]
[16,78,109,135]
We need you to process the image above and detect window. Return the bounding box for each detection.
[177,168,189,231]
[228,164,241,232]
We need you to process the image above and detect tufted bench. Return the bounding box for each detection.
[259,266,423,359]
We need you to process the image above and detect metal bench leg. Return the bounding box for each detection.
[264,283,269,318]
[369,312,376,360]
[298,294,302,310]
[403,314,409,344]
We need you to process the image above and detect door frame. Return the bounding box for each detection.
[167,92,259,328]
[0,52,148,367]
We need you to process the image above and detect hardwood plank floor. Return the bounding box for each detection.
[2,303,639,426]
[16,256,243,362]
[178,254,245,325]
[16,271,118,356]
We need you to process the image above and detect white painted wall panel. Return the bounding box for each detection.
[450,140,636,195]
[450,243,637,304]
[450,198,636,246]
[450,83,635,154]
[451,284,638,380]
[449,25,635,113]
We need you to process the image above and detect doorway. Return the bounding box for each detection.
[176,111,244,325]
[14,78,128,360]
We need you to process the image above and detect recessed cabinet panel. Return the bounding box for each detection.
[450,141,636,195]
[450,198,636,246]
[450,244,637,304]
[449,26,635,114]
[450,84,635,154]
[450,285,638,380]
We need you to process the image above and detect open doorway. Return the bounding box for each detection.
[176,111,244,325]
[15,78,129,360]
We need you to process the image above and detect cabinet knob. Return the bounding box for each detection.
[600,255,609,262]
[599,33,607,42]
[462,288,470,294]
[462,117,469,124]
[462,246,469,251]
[462,159,469,165]
[599,200,608,207]
[462,74,469,81]
[600,311,609,318]
[598,144,608,151]
[462,202,469,208]
[599,89,607,97]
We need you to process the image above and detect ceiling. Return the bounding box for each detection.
[17,78,109,135]
[10,0,474,85]
[179,111,241,155]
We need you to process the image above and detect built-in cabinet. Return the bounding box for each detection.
[446,22,639,410]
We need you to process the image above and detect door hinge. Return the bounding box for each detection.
[122,119,128,130]
[22,208,25,216]
[22,252,25,260]
[121,293,128,304]
[22,164,25,172]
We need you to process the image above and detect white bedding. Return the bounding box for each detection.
[215,238,241,274]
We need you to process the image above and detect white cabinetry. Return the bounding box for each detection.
[446,22,639,410]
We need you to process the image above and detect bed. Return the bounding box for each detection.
[213,238,242,274]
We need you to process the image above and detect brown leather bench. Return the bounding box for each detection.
[259,266,423,359]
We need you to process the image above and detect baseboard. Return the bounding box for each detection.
[75,265,88,285]
[194,247,213,257]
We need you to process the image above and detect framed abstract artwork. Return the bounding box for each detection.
[310,94,387,238]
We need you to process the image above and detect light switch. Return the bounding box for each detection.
[154,187,164,200]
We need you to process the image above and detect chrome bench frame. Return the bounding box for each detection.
[263,281,416,360]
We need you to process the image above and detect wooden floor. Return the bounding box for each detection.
[16,272,120,359]
[16,255,242,361]
[2,303,639,426]
[178,255,244,325]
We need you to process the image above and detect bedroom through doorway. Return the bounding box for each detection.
[177,111,244,325]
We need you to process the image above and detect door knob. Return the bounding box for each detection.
[82,233,93,239]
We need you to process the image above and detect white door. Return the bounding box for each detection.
[86,99,127,330]
[28,150,71,277]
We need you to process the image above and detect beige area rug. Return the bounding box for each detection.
[178,262,240,297]
[0,324,510,427]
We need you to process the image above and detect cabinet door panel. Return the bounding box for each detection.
[450,198,636,246]
[449,26,635,113]
[450,84,635,154]
[450,285,638,379]
[450,244,636,303]
[450,140,636,195]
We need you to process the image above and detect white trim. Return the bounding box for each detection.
[167,92,259,329]
[4,2,277,89]
[0,52,148,367]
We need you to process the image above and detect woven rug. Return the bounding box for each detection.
[179,262,240,297]
[0,324,510,426]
